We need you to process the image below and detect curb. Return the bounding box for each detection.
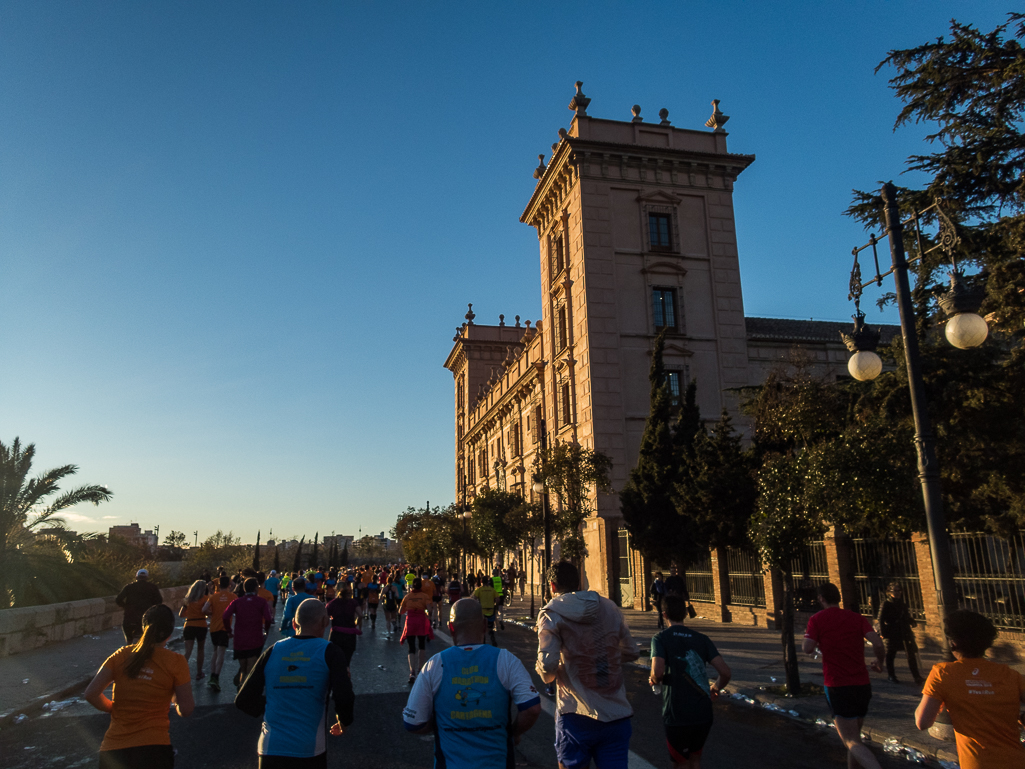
[504,615,959,766]
[0,631,185,727]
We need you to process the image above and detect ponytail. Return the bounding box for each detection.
[125,604,174,679]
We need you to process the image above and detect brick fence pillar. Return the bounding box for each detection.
[911,531,945,646]
[710,546,731,622]
[823,526,859,611]
[762,568,783,630]
[634,550,651,611]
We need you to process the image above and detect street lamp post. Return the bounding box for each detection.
[843,182,989,619]
[532,416,552,603]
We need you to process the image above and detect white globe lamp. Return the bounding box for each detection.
[533,479,544,494]
[847,350,883,382]
[945,312,988,349]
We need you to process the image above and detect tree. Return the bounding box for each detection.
[620,332,701,566]
[537,443,613,562]
[252,530,261,571]
[328,540,338,569]
[676,410,757,551]
[0,438,114,608]
[340,542,349,566]
[311,532,319,568]
[163,530,187,549]
[845,13,1025,535]
[273,545,280,573]
[471,489,526,567]
[292,536,305,572]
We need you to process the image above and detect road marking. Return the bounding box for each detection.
[435,628,658,769]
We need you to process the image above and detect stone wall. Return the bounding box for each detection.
[0,584,190,657]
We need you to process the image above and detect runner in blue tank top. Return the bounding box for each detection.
[403,599,541,769]
[237,598,354,768]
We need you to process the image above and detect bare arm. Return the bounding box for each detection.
[915,695,943,730]
[649,655,666,686]
[510,703,541,743]
[173,682,195,717]
[709,655,731,694]
[83,666,115,714]
[801,637,817,655]
[864,630,885,673]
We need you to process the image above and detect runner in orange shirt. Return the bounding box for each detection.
[84,604,194,769]
[202,576,236,692]
[916,610,1025,769]
[178,580,209,680]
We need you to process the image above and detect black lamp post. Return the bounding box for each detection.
[532,416,553,603]
[843,182,989,619]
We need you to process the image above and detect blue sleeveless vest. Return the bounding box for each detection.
[434,644,512,769]
[259,636,331,757]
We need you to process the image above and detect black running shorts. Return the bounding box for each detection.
[210,630,230,648]
[665,722,712,762]
[182,626,207,643]
[825,684,872,719]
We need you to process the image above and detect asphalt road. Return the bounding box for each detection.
[1,609,915,768]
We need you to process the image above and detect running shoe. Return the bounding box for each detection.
[208,675,221,692]
[408,674,416,685]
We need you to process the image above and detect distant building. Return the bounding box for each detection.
[108,523,158,551]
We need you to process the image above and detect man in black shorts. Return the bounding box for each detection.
[803,582,885,769]
[649,596,732,768]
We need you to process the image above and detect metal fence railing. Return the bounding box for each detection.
[726,548,765,607]
[851,538,924,621]
[791,541,829,612]
[950,532,1025,631]
[685,552,715,603]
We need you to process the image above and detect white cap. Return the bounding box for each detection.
[136,568,149,577]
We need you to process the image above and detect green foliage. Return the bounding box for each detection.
[392,502,464,568]
[471,489,530,564]
[0,437,114,608]
[537,442,613,560]
[340,543,348,566]
[184,531,249,577]
[163,530,187,549]
[676,410,757,551]
[843,14,1025,534]
[752,453,826,571]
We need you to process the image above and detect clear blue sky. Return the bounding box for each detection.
[1,2,1010,544]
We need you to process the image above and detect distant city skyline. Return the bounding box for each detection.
[1,2,1010,542]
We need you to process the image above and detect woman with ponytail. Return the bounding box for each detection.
[179,580,209,680]
[84,604,194,768]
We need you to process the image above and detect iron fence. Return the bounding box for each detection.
[685,551,715,603]
[791,541,829,612]
[851,538,924,621]
[726,548,765,607]
[950,532,1025,631]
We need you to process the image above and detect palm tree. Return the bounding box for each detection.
[0,438,113,608]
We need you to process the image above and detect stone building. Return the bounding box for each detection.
[443,84,889,609]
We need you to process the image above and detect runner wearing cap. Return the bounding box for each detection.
[115,569,164,645]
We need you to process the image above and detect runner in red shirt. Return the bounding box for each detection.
[803,582,885,769]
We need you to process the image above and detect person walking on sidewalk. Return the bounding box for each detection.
[84,604,195,769]
[179,580,209,680]
[915,610,1025,769]
[223,577,273,690]
[115,569,163,645]
[236,598,355,769]
[802,582,885,769]
[650,572,667,631]
[536,560,640,769]
[876,583,924,684]
[648,595,731,769]
[402,598,542,769]
[203,575,237,692]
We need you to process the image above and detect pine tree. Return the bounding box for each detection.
[311,532,319,568]
[273,545,280,573]
[340,543,349,566]
[621,333,705,567]
[252,530,261,571]
[292,536,304,572]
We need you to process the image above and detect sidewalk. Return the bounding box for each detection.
[0,624,185,724]
[501,592,1004,766]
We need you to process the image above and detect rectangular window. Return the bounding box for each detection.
[617,528,632,578]
[553,234,566,274]
[534,405,544,444]
[666,370,682,406]
[561,383,572,425]
[557,306,568,350]
[649,213,672,250]
[652,288,677,329]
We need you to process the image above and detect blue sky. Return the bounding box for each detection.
[1,2,1011,544]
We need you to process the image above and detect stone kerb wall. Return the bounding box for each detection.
[0,584,190,657]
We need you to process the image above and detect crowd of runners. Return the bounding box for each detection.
[90,562,1024,769]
